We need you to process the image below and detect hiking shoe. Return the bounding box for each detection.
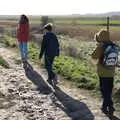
[52,80,57,88]
[108,106,115,118]
[23,61,28,69]
[47,79,53,86]
[53,75,58,85]
[101,107,108,115]
[23,62,27,68]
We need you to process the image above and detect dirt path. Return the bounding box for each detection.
[0,46,120,120]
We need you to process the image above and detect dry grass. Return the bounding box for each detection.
[55,24,100,40]
[1,20,120,42]
[55,24,120,42]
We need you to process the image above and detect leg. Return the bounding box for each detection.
[99,77,104,97]
[99,77,108,114]
[23,42,28,61]
[21,42,28,68]
[45,55,55,85]
[49,56,58,85]
[100,77,114,115]
[108,78,114,107]
[107,78,115,117]
[103,78,113,108]
[18,42,24,60]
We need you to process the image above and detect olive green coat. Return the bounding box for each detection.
[92,43,115,77]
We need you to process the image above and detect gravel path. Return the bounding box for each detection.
[0,46,120,120]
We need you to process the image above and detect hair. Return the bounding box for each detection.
[44,23,52,31]
[19,14,29,24]
[94,29,110,43]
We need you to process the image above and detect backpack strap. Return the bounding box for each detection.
[99,42,112,65]
[99,44,105,65]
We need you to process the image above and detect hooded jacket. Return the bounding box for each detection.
[39,32,59,58]
[92,30,115,77]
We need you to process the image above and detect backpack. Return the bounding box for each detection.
[101,42,120,67]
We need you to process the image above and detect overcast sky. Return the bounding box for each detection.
[0,0,120,15]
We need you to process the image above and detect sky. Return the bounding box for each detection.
[0,0,120,15]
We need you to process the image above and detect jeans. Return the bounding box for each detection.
[45,55,55,80]
[18,42,28,60]
[99,77,114,108]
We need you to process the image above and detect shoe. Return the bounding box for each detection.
[108,106,115,118]
[47,79,53,86]
[22,57,27,62]
[23,62,28,69]
[53,75,58,85]
[101,107,108,115]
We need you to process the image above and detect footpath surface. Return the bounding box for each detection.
[0,46,120,120]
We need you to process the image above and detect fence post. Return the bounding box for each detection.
[107,16,110,32]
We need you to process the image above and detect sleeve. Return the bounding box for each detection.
[16,24,20,40]
[56,36,60,56]
[91,44,103,59]
[26,24,29,41]
[39,35,46,58]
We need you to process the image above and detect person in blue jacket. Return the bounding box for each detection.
[39,23,60,86]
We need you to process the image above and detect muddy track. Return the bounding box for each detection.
[0,46,120,120]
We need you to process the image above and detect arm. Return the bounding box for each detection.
[16,24,20,40]
[56,36,60,56]
[91,43,103,60]
[26,23,29,41]
[39,35,46,59]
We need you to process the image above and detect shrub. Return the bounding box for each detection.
[28,42,40,64]
[1,35,17,48]
[0,56,9,68]
[53,56,98,90]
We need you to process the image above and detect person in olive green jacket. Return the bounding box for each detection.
[91,29,115,116]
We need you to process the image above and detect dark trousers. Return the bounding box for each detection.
[45,55,55,80]
[99,77,114,108]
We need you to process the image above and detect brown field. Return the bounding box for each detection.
[0,19,120,42]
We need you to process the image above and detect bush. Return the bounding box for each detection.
[28,42,40,64]
[1,35,17,47]
[0,56,9,68]
[53,56,98,90]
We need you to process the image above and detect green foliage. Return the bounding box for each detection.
[1,35,17,47]
[55,19,120,25]
[59,35,96,60]
[1,27,17,48]
[54,56,98,90]
[0,56,9,68]
[28,42,40,64]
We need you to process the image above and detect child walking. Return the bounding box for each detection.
[17,14,29,67]
[91,29,116,118]
[39,23,60,86]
